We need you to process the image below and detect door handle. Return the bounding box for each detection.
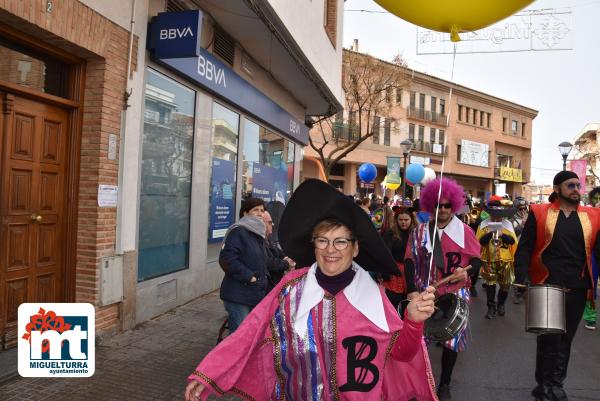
[30,214,42,222]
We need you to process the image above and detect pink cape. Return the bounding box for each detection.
[188,268,438,401]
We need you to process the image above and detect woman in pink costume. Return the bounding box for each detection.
[185,179,439,401]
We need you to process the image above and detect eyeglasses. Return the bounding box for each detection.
[435,202,453,210]
[313,237,355,250]
[565,182,581,190]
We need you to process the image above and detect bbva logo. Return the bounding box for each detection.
[159,27,194,40]
[18,303,95,377]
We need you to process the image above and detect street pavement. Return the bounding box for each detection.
[1,284,598,401]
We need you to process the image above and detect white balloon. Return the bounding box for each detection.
[421,167,436,184]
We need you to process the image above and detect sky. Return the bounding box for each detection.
[343,0,600,185]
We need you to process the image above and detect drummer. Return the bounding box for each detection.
[185,179,439,401]
[515,170,600,401]
[404,178,482,400]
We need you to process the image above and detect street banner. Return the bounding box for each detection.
[417,9,573,55]
[386,157,401,185]
[499,167,523,182]
[460,140,489,167]
[569,159,587,194]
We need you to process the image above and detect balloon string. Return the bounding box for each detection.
[426,42,458,288]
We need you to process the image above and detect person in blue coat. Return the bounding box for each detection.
[219,197,269,332]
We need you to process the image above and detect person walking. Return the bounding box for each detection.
[404,178,482,400]
[583,186,600,330]
[476,196,518,319]
[515,171,600,401]
[262,210,296,291]
[381,207,417,316]
[218,197,268,333]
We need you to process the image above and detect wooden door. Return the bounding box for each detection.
[0,93,69,349]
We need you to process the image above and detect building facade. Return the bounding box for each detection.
[0,0,343,349]
[303,50,538,203]
[572,123,600,194]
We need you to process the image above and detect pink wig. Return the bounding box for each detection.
[419,177,465,214]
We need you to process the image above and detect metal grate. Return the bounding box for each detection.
[166,0,186,12]
[213,27,235,66]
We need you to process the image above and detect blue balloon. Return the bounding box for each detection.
[358,163,377,183]
[406,163,425,184]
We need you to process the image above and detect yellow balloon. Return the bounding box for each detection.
[386,182,401,190]
[373,0,534,41]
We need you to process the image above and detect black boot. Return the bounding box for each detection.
[549,345,571,401]
[484,284,497,319]
[437,383,452,400]
[497,289,509,316]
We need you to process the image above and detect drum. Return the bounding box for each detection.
[424,293,469,342]
[526,284,566,334]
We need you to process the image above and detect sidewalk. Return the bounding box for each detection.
[0,291,240,401]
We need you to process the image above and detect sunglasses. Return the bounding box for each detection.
[565,183,581,190]
[435,202,452,209]
[518,207,527,211]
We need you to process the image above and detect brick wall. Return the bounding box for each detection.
[0,0,138,333]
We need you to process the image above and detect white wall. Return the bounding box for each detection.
[267,0,344,104]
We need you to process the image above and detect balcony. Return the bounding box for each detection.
[411,140,447,155]
[407,107,448,126]
[332,122,360,141]
[494,167,526,183]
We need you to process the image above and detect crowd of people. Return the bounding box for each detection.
[184,170,598,401]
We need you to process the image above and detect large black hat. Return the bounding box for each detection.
[278,179,398,275]
[484,195,517,218]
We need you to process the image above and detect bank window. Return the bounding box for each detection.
[487,113,492,128]
[207,103,240,252]
[440,99,446,115]
[409,123,415,142]
[138,69,195,281]
[396,89,402,104]
[242,118,295,244]
[418,125,424,142]
[430,128,436,143]
[521,122,526,137]
[458,105,463,121]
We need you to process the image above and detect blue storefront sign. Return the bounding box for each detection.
[147,10,202,59]
[147,11,309,145]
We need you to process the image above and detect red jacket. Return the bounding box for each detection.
[528,201,599,286]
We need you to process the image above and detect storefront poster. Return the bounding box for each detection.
[386,157,401,184]
[569,159,587,194]
[209,158,236,242]
[252,163,288,204]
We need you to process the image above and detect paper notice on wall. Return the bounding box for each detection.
[98,185,119,207]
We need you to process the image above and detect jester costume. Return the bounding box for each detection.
[515,170,600,401]
[188,265,437,401]
[405,216,481,352]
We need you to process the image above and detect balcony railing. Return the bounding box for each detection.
[407,107,447,126]
[332,122,360,141]
[411,140,447,155]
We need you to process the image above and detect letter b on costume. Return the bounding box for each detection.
[339,336,379,392]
